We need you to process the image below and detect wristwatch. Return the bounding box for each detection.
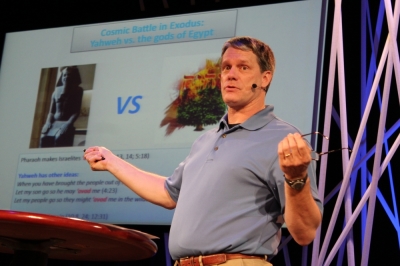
[284,174,308,190]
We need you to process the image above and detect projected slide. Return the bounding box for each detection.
[0,1,324,224]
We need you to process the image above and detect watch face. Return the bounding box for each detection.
[285,175,308,190]
[292,180,306,190]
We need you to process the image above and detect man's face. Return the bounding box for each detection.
[220,47,271,110]
[61,68,73,86]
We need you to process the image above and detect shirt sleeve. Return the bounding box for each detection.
[164,131,211,203]
[164,158,187,203]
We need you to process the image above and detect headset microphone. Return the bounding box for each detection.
[251,83,267,92]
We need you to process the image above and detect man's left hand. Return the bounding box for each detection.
[277,133,312,179]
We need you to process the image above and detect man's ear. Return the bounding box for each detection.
[261,70,272,88]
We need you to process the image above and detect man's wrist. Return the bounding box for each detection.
[284,174,308,191]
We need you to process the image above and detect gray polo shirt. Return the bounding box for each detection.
[165,105,322,260]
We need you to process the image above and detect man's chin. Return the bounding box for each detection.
[224,100,243,109]
[223,95,238,104]
[223,99,236,106]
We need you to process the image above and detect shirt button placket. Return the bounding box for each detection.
[214,133,227,152]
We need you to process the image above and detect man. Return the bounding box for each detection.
[40,66,83,147]
[84,36,322,265]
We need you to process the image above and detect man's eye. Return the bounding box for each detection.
[223,66,231,71]
[241,66,248,70]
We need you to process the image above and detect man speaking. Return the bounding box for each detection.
[84,36,322,266]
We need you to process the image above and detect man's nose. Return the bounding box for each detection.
[226,67,238,79]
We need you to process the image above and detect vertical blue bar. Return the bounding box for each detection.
[164,232,172,266]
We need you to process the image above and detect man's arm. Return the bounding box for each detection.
[84,146,176,209]
[278,133,322,246]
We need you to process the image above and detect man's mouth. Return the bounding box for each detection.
[224,85,239,90]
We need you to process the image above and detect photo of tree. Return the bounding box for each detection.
[160,59,226,136]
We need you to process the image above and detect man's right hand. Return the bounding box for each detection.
[83,146,114,171]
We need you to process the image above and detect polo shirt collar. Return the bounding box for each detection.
[218,105,275,131]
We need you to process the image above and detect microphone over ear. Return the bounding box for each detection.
[251,84,267,92]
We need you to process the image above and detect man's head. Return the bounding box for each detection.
[219,37,274,112]
[57,66,82,88]
[221,36,275,93]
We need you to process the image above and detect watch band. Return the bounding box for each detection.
[284,174,308,190]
